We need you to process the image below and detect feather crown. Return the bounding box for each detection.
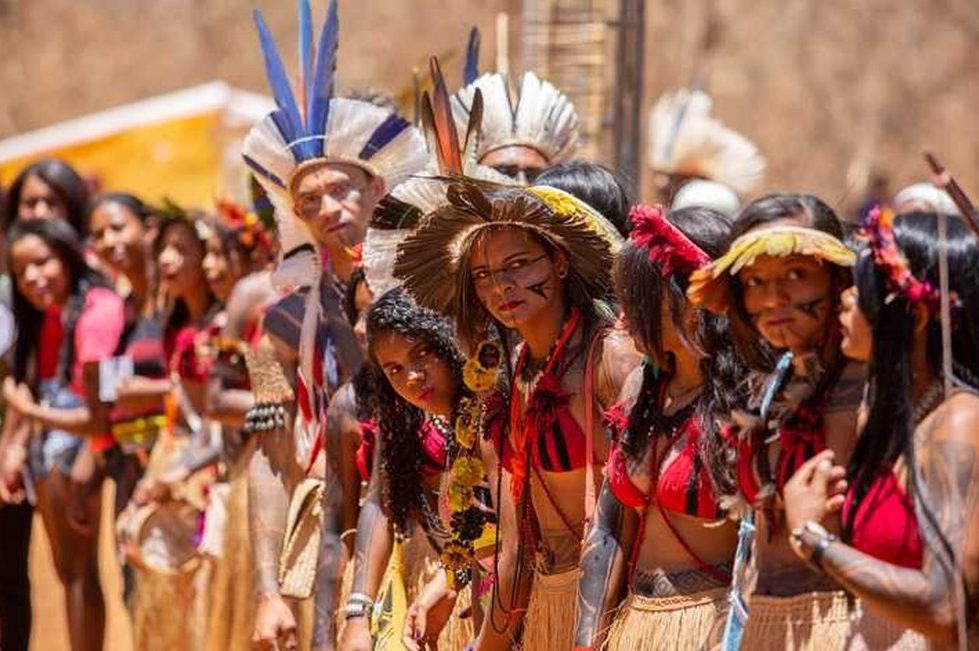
[393,180,615,318]
[242,0,428,291]
[451,71,579,165]
[628,204,710,277]
[688,225,856,314]
[648,87,765,195]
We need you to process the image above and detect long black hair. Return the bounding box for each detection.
[537,161,635,237]
[845,212,979,555]
[366,287,466,532]
[727,193,852,371]
[4,159,90,235]
[153,214,217,339]
[7,219,109,385]
[614,206,748,494]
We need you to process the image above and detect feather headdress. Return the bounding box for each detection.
[648,87,765,195]
[242,0,428,292]
[450,71,579,166]
[393,180,620,320]
[363,57,513,297]
[688,225,855,314]
[628,204,710,277]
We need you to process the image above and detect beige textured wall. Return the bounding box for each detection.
[2,0,978,207]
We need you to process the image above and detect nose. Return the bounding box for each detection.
[406,366,425,387]
[23,263,41,284]
[32,200,54,220]
[202,252,216,274]
[762,279,788,308]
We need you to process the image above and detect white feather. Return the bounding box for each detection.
[451,72,578,165]
[648,88,766,195]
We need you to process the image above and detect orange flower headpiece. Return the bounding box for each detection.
[215,197,275,254]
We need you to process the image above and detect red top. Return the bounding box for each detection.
[843,470,923,569]
[38,287,126,452]
[355,418,448,483]
[605,402,722,519]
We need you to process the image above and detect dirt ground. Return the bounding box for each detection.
[28,486,133,651]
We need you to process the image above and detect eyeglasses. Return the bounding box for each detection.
[295,181,364,221]
[470,254,550,289]
[492,165,544,184]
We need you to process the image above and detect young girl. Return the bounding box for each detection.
[1,218,126,651]
[784,210,979,648]
[574,204,746,650]
[340,287,487,651]
[687,193,864,650]
[393,182,639,651]
[87,192,164,512]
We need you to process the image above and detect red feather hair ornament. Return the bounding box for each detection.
[628,203,711,277]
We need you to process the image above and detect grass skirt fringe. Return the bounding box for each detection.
[604,587,726,651]
[740,590,858,651]
[403,533,475,649]
[519,569,579,651]
[204,472,255,651]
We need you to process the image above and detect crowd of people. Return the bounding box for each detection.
[0,2,977,651]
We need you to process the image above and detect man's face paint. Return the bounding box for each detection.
[738,253,837,355]
[469,227,565,330]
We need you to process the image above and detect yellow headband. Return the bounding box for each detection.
[527,185,624,253]
[687,225,855,313]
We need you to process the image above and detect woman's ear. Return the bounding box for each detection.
[553,251,569,279]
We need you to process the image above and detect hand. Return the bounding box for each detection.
[252,592,298,651]
[403,573,456,651]
[783,449,848,538]
[132,476,172,506]
[0,443,28,504]
[338,615,373,651]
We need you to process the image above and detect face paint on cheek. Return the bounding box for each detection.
[794,296,829,320]
[523,272,553,300]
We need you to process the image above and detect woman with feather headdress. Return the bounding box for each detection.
[239,2,428,649]
[392,179,640,651]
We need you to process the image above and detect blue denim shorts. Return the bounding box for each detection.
[28,380,85,479]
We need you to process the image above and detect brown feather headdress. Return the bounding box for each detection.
[393,179,621,341]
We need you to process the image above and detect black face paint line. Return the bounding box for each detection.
[522,270,553,301]
[793,296,830,320]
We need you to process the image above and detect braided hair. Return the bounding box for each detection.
[366,287,466,532]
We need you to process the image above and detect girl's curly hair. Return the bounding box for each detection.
[366,287,466,532]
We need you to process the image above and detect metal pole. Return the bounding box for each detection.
[612,0,645,182]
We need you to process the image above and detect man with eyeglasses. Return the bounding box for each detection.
[240,3,429,649]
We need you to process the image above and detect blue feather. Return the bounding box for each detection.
[243,154,286,190]
[463,27,480,85]
[252,9,317,161]
[307,0,340,155]
[298,0,314,114]
[359,114,410,160]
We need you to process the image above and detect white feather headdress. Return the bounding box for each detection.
[450,71,579,165]
[648,87,765,195]
[363,59,514,299]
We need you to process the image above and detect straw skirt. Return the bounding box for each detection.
[519,568,579,651]
[604,587,726,651]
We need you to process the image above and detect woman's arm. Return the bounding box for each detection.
[337,431,395,651]
[574,478,636,648]
[473,461,533,651]
[785,398,979,642]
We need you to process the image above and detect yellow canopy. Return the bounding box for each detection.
[0,81,272,207]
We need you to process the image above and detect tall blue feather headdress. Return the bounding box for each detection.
[242,0,428,292]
